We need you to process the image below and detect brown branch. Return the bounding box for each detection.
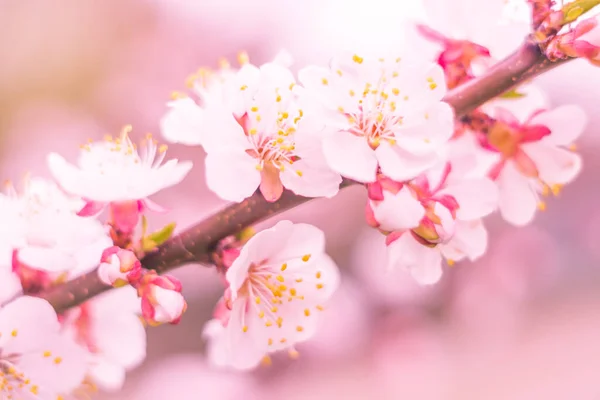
[38,39,575,313]
[446,39,571,118]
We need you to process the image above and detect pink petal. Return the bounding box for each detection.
[77,200,106,217]
[259,166,284,203]
[140,197,168,213]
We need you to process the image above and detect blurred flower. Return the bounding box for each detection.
[203,220,340,370]
[350,227,440,307]
[483,105,586,225]
[298,53,453,183]
[301,279,370,359]
[0,296,87,398]
[3,177,111,284]
[62,287,146,392]
[97,247,142,287]
[122,354,254,400]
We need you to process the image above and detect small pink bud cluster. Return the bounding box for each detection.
[97,247,186,326]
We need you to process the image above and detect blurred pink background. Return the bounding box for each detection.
[2,0,600,398]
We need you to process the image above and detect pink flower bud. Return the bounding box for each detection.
[139,274,187,326]
[556,17,600,65]
[97,246,142,287]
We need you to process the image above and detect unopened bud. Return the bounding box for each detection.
[97,246,142,287]
[139,273,187,326]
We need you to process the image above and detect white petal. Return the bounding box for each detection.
[18,246,74,272]
[0,297,60,354]
[529,105,587,146]
[19,332,87,392]
[392,62,447,112]
[280,134,342,198]
[160,98,205,146]
[47,153,85,197]
[498,162,538,226]
[200,107,250,153]
[387,233,443,285]
[88,359,127,392]
[298,65,337,105]
[280,159,341,198]
[323,131,378,182]
[205,152,261,202]
[440,219,488,261]
[270,222,327,264]
[93,313,146,370]
[522,142,582,185]
[371,187,425,231]
[207,300,267,370]
[376,142,440,182]
[441,178,498,220]
[0,269,22,304]
[396,102,454,155]
[271,49,294,67]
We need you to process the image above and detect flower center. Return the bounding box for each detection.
[408,165,459,246]
[488,122,520,157]
[241,108,304,177]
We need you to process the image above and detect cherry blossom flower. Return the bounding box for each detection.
[161,50,293,146]
[97,247,142,287]
[0,296,87,399]
[47,126,192,237]
[367,162,498,284]
[2,178,111,285]
[61,288,146,392]
[196,62,341,202]
[298,53,454,183]
[203,220,340,370]
[482,105,586,226]
[138,273,187,325]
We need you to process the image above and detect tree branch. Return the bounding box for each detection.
[38,39,574,313]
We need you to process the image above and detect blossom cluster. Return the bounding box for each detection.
[0,0,597,397]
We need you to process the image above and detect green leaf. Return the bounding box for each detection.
[142,223,176,251]
[562,0,600,24]
[500,89,527,99]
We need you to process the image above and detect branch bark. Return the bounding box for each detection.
[38,39,574,313]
